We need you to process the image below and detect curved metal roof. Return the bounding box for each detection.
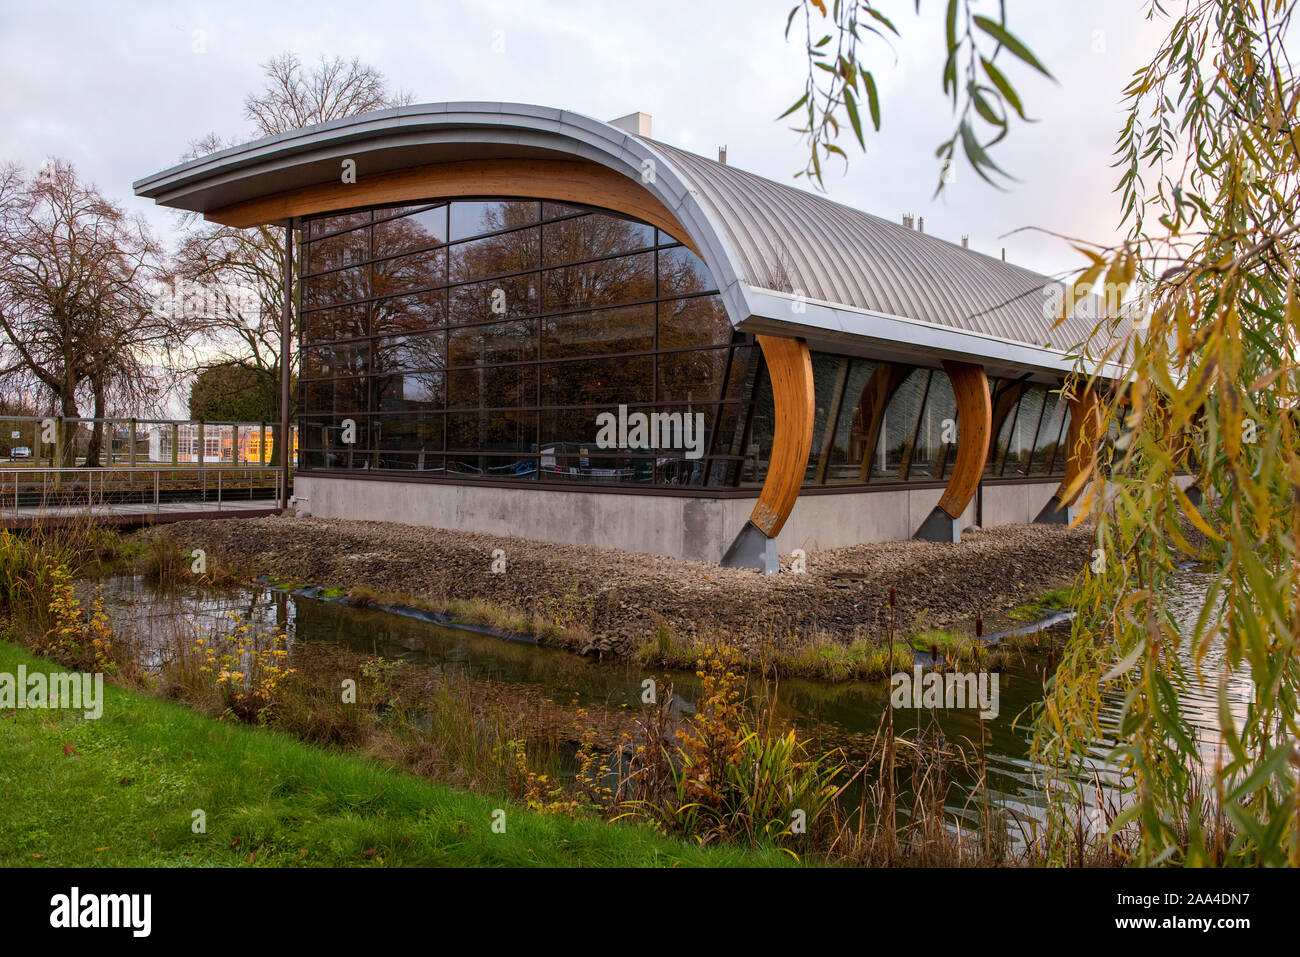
[649,141,1095,353]
[135,102,1118,379]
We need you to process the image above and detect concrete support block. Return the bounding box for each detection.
[1034,494,1077,525]
[913,505,960,542]
[720,520,779,574]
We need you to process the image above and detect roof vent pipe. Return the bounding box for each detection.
[718,145,727,164]
[917,216,924,233]
[1001,247,1006,261]
[961,234,969,248]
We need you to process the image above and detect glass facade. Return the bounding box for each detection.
[738,356,1071,487]
[297,197,1071,491]
[298,199,749,485]
[984,380,1071,478]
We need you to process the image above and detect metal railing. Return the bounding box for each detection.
[2,465,285,519]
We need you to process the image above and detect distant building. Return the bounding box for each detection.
[146,424,294,465]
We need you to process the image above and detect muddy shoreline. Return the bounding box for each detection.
[136,516,1093,661]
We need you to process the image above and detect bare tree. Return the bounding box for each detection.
[0,159,173,464]
[174,53,413,464]
[244,53,412,136]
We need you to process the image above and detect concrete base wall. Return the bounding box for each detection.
[293,474,1069,562]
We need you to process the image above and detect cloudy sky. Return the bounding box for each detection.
[0,0,1171,278]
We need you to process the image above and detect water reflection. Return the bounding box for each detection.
[97,565,1245,828]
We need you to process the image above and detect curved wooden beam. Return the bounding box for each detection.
[936,361,991,518]
[208,157,698,253]
[1054,384,1103,506]
[748,334,815,538]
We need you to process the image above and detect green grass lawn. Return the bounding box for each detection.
[0,641,795,868]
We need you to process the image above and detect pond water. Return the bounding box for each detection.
[96,565,1247,831]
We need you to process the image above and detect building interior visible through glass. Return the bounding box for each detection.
[298,199,1071,489]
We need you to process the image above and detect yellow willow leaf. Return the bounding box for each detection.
[1285,455,1300,486]
[1223,310,1243,378]
[1058,465,1092,510]
[1174,482,1223,541]
[1071,244,1106,265]
[1102,643,1145,684]
[1103,256,1129,315]
[1064,262,1106,323]
[1245,366,1289,394]
[1175,296,1192,348]
[1067,484,1096,528]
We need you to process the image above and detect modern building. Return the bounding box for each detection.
[135,103,1120,571]
[147,423,295,466]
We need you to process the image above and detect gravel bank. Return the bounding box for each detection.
[139,516,1093,660]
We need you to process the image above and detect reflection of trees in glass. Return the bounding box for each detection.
[543,304,654,359]
[986,380,1026,476]
[302,304,367,343]
[302,339,368,378]
[449,202,540,285]
[659,347,729,405]
[448,321,536,366]
[448,365,533,408]
[659,295,729,348]
[543,356,653,409]
[451,201,539,243]
[374,323,446,374]
[299,198,747,484]
[307,223,368,272]
[982,380,1066,477]
[657,245,713,297]
[741,368,776,486]
[375,370,443,412]
[303,265,368,309]
[543,212,654,267]
[544,251,653,314]
[308,210,370,237]
[871,370,928,479]
[374,205,446,254]
[1006,385,1046,475]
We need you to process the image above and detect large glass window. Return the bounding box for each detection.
[737,354,1071,489]
[822,358,878,483]
[298,200,745,484]
[986,380,1071,477]
[870,369,929,481]
[804,354,847,482]
[908,370,958,480]
[1029,388,1068,474]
